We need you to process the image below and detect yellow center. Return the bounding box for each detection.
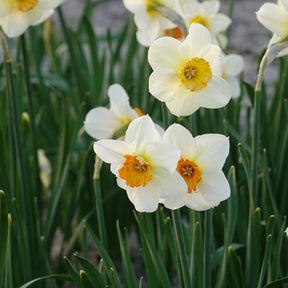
[176,157,202,193]
[163,27,184,39]
[189,15,209,29]
[179,57,212,91]
[119,155,152,187]
[146,0,163,15]
[12,0,39,12]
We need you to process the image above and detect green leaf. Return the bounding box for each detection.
[227,246,244,288]
[0,191,8,288]
[75,254,106,287]
[19,274,73,288]
[64,256,82,288]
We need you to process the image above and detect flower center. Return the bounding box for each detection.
[179,57,212,91]
[119,155,152,187]
[176,157,202,193]
[146,0,163,15]
[12,0,39,12]
[189,15,209,29]
[163,27,184,39]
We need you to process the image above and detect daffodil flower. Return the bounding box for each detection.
[161,123,230,210]
[285,227,288,237]
[0,0,64,38]
[256,0,288,57]
[93,115,187,212]
[123,0,177,46]
[148,23,231,117]
[221,53,244,99]
[165,0,231,46]
[84,84,143,140]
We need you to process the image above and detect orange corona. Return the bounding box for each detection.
[119,155,152,187]
[176,157,202,193]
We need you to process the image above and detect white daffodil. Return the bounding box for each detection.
[93,115,187,212]
[84,84,143,140]
[148,23,231,117]
[256,0,288,56]
[123,0,177,46]
[285,227,288,237]
[170,0,231,47]
[221,53,244,99]
[0,0,65,38]
[162,124,230,210]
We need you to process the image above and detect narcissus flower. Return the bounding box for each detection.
[0,0,64,38]
[256,0,288,56]
[122,0,176,46]
[148,23,231,117]
[221,53,244,98]
[167,0,231,46]
[161,124,230,210]
[84,84,143,140]
[285,227,288,237]
[93,115,187,212]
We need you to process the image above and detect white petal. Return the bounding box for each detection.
[148,36,182,70]
[225,76,241,98]
[0,2,13,17]
[93,139,131,165]
[193,134,229,169]
[256,3,288,36]
[146,142,180,173]
[202,1,220,15]
[209,14,231,34]
[166,86,201,117]
[123,0,145,14]
[108,84,137,119]
[195,76,231,109]
[199,44,222,77]
[182,192,219,211]
[126,186,160,212]
[125,115,161,153]
[37,0,64,10]
[28,8,54,25]
[223,54,244,76]
[149,68,180,102]
[281,0,288,11]
[84,107,118,139]
[1,11,29,38]
[163,124,194,159]
[179,23,212,59]
[198,170,230,202]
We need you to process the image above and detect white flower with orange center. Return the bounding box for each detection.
[0,0,64,38]
[148,23,231,117]
[256,0,288,57]
[122,0,177,46]
[169,0,231,46]
[93,115,187,212]
[161,124,230,210]
[84,84,144,140]
[221,53,244,99]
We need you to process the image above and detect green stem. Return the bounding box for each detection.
[203,209,212,288]
[20,34,41,196]
[161,103,169,129]
[171,210,191,288]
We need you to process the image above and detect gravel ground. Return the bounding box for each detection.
[52,0,278,86]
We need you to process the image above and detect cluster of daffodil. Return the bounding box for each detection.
[84,0,245,213]
[0,0,64,38]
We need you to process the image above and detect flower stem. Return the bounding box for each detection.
[203,209,212,288]
[171,210,192,288]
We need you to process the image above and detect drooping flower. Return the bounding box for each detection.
[148,23,231,117]
[93,115,187,212]
[84,84,143,140]
[122,0,177,46]
[164,0,231,47]
[0,0,65,38]
[161,123,230,210]
[221,53,244,98]
[256,0,288,56]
